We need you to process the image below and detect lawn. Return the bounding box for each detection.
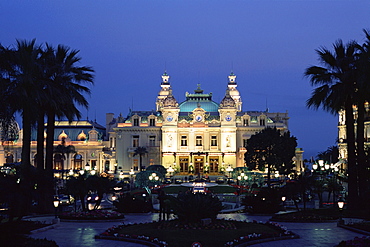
[101,219,294,247]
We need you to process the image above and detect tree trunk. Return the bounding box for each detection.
[21,110,32,169]
[46,111,55,176]
[36,112,45,170]
[267,165,271,188]
[19,109,33,218]
[43,110,56,213]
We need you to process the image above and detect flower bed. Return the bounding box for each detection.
[59,210,124,220]
[96,219,297,247]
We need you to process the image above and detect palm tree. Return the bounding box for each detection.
[356,29,370,206]
[133,146,148,171]
[0,40,42,169]
[305,39,359,209]
[40,44,94,176]
[40,44,94,211]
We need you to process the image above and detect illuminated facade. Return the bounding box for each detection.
[1,72,304,177]
[109,72,301,176]
[0,120,116,176]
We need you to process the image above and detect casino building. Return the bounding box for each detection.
[107,72,303,177]
[0,72,304,178]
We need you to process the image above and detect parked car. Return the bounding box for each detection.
[86,194,99,203]
[227,178,235,184]
[57,195,74,205]
[174,178,183,184]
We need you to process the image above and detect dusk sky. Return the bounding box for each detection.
[1,1,370,159]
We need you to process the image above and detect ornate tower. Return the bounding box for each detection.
[227,72,242,112]
[161,89,179,153]
[156,71,172,112]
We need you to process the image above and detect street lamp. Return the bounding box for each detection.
[129,168,135,190]
[149,172,159,181]
[226,165,233,178]
[53,197,60,219]
[282,196,286,211]
[167,166,174,177]
[85,162,91,171]
[312,163,318,171]
[337,198,345,225]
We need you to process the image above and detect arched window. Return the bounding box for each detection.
[104,160,110,171]
[74,154,83,170]
[54,153,64,170]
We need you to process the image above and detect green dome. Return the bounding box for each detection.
[179,84,219,112]
[179,100,219,112]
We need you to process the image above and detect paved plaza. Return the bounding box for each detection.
[28,213,369,247]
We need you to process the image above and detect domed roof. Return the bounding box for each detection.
[179,84,219,112]
[179,100,219,112]
[220,90,236,108]
[163,90,178,107]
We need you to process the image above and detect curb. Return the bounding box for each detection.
[235,233,300,247]
[30,223,60,234]
[60,218,125,223]
[337,224,370,236]
[95,235,161,247]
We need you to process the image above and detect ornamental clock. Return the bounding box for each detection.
[225,115,232,121]
[195,115,203,122]
[166,115,173,122]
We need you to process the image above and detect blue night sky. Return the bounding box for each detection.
[1,1,369,159]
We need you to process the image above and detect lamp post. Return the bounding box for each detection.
[167,166,174,177]
[129,168,135,190]
[226,165,233,178]
[53,197,60,223]
[337,198,345,225]
[85,162,90,171]
[149,172,159,182]
[90,169,96,176]
[282,196,286,211]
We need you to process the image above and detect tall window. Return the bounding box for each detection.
[149,135,156,146]
[133,159,139,171]
[181,135,188,146]
[260,118,265,126]
[74,154,82,169]
[209,157,219,173]
[149,118,155,126]
[196,136,202,146]
[243,118,249,126]
[104,160,110,171]
[133,135,139,147]
[180,157,189,172]
[133,118,139,126]
[53,154,63,170]
[211,135,217,146]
